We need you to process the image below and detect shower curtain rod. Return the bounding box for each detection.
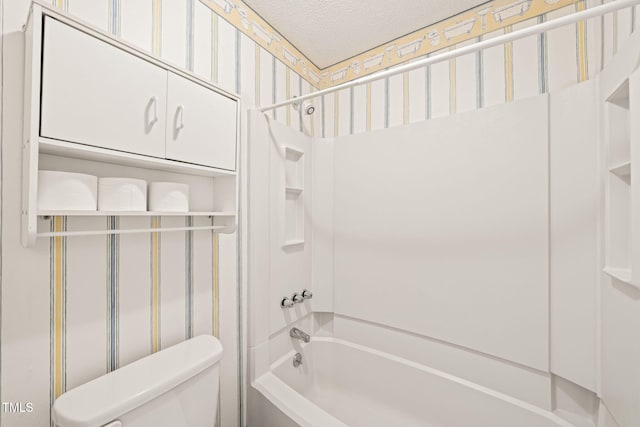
[258,0,640,113]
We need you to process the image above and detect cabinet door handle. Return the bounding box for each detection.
[176,105,185,132]
[148,96,158,127]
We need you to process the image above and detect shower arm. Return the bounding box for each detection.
[257,0,640,113]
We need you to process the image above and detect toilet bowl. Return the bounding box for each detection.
[52,335,223,427]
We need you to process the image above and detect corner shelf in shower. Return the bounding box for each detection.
[285,186,304,194]
[602,68,640,291]
[608,79,630,109]
[282,146,304,157]
[609,161,631,183]
[282,239,304,248]
[283,144,305,248]
[603,267,632,284]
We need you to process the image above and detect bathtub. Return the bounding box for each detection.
[252,337,575,427]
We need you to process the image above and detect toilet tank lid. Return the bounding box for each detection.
[52,335,222,427]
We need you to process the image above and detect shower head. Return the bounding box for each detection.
[292,97,315,115]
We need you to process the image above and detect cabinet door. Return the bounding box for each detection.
[165,72,237,170]
[40,17,167,158]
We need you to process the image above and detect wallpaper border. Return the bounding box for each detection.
[199,0,583,89]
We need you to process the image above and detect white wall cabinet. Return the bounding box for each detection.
[39,16,237,171]
[41,17,168,158]
[22,4,240,246]
[165,72,237,170]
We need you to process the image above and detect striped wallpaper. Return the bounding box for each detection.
[45,214,223,425]
[49,217,66,408]
[1,0,639,426]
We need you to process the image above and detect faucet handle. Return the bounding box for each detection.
[292,293,304,304]
[301,289,313,299]
[281,297,294,308]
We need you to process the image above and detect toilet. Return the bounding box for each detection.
[52,335,223,427]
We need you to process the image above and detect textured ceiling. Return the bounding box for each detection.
[242,0,491,68]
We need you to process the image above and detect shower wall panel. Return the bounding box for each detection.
[549,80,598,393]
[333,95,550,372]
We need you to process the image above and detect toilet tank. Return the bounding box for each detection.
[52,335,223,427]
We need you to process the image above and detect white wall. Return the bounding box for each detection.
[311,138,335,313]
[333,95,550,372]
[331,315,553,409]
[600,277,640,427]
[323,83,604,414]
[549,79,599,393]
[267,119,313,335]
[247,110,314,383]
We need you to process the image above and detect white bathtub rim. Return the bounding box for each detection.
[252,373,348,427]
[266,337,576,427]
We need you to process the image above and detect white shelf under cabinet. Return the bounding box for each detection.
[39,138,235,178]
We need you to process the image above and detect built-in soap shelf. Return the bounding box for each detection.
[609,161,631,184]
[603,75,638,289]
[283,146,304,188]
[608,79,630,109]
[283,145,305,248]
[283,146,304,157]
[603,267,632,284]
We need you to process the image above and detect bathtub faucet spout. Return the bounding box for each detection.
[290,327,310,343]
